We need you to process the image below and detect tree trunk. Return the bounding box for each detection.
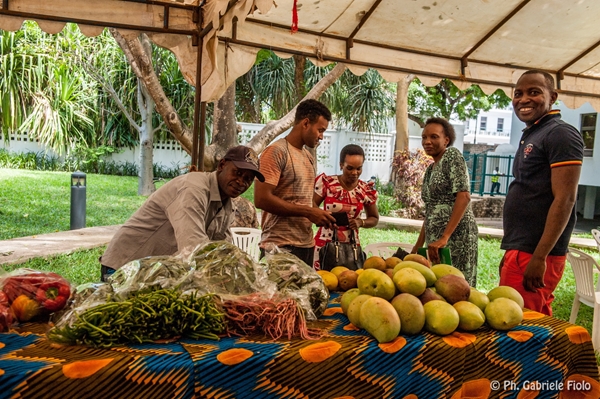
[395,74,415,153]
[248,63,347,154]
[112,28,346,170]
[293,55,306,102]
[138,80,156,195]
[111,29,194,155]
[205,83,237,171]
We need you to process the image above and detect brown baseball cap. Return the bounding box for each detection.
[223,145,265,182]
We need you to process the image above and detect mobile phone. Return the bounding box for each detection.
[332,212,349,226]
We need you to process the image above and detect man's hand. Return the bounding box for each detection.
[308,209,336,229]
[523,256,547,292]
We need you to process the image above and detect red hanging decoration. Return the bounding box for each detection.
[291,0,299,33]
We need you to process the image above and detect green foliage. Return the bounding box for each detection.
[330,69,396,133]
[246,51,296,120]
[408,78,511,124]
[391,149,433,218]
[19,63,97,154]
[0,23,99,153]
[373,177,401,216]
[64,144,120,173]
[1,23,196,156]
[0,149,53,170]
[0,29,28,137]
[237,53,396,133]
[376,195,401,216]
[374,177,395,196]
[0,149,181,178]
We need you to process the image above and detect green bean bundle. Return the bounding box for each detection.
[47,289,225,348]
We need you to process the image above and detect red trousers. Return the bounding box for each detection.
[499,249,566,316]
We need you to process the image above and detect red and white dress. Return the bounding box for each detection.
[313,173,378,269]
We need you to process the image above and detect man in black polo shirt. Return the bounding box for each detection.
[500,70,584,316]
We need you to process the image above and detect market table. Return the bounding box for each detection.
[0,295,598,399]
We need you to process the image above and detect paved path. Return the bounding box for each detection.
[1,218,597,267]
[0,225,121,266]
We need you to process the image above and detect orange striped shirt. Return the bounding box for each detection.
[258,139,316,249]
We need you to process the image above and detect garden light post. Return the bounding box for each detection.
[70,171,86,230]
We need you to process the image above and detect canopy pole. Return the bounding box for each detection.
[191,1,206,171]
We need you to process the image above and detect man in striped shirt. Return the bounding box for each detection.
[255,100,336,266]
[500,70,584,315]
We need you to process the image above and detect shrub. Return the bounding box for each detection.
[0,148,182,179]
[374,177,395,196]
[64,145,121,173]
[391,149,432,218]
[377,194,401,216]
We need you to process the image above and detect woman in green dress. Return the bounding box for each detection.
[413,117,479,286]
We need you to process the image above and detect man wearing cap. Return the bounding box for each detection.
[99,145,264,281]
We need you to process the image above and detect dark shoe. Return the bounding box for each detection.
[101,265,116,282]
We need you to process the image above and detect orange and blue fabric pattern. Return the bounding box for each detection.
[0,294,598,398]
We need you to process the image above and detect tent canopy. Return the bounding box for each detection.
[2,0,600,109]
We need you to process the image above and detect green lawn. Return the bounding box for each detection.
[0,168,155,239]
[0,168,597,336]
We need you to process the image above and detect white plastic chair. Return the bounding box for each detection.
[364,242,413,259]
[230,227,262,261]
[566,247,600,350]
[592,229,600,253]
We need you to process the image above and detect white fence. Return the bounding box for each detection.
[238,123,395,181]
[1,125,396,181]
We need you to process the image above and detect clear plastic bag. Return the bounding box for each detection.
[188,241,277,296]
[49,240,328,346]
[0,268,73,327]
[107,255,194,299]
[261,251,329,320]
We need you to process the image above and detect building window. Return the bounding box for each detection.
[580,113,596,157]
[480,116,487,131]
[497,118,504,133]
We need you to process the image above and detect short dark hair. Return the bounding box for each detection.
[294,99,332,124]
[425,117,456,146]
[520,70,555,92]
[339,144,365,163]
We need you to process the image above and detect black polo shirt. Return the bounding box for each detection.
[502,111,584,255]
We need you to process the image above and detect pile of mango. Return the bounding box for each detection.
[319,254,524,343]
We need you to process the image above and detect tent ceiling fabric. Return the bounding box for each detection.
[2,0,600,109]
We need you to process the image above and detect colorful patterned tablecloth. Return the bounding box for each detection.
[0,295,598,399]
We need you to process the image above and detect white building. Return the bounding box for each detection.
[462,108,512,146]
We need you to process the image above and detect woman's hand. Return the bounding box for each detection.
[426,238,448,264]
[349,218,362,230]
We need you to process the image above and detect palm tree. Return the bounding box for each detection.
[20,63,96,152]
[0,26,37,139]
[327,69,396,133]
[1,22,97,154]
[237,51,396,133]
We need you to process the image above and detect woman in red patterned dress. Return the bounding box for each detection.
[313,144,379,269]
